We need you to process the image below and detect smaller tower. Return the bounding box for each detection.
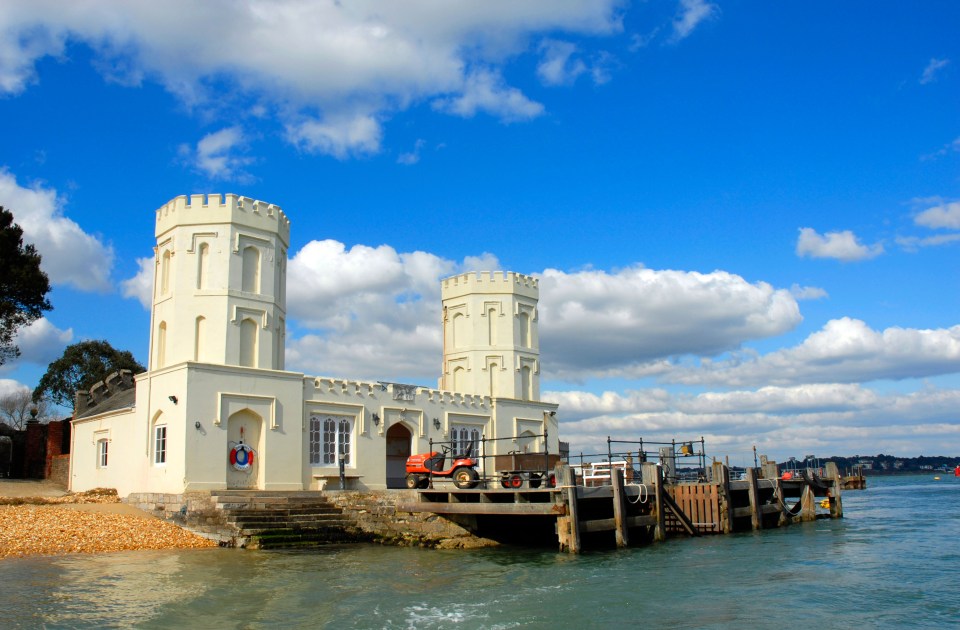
[150,194,290,372]
[440,272,540,401]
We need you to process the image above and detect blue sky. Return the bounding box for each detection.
[1,1,958,463]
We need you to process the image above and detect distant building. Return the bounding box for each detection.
[71,194,559,497]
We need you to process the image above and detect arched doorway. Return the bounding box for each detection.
[227,409,263,489]
[518,430,538,454]
[386,423,412,489]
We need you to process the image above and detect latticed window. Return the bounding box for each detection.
[97,439,108,468]
[154,425,167,464]
[451,425,481,457]
[309,415,351,465]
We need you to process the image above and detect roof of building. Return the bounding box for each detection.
[74,370,137,420]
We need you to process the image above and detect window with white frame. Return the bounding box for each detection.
[309,415,352,466]
[451,424,481,457]
[97,438,109,468]
[154,425,167,465]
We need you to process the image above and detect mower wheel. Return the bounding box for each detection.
[452,467,479,489]
[405,474,422,489]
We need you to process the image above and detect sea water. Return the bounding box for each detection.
[1,475,958,629]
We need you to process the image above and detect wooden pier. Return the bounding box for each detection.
[397,460,844,553]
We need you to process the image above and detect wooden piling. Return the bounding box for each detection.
[746,467,762,530]
[557,464,582,553]
[612,468,629,547]
[762,460,779,480]
[824,461,844,518]
[713,462,733,534]
[800,483,817,521]
[647,463,666,542]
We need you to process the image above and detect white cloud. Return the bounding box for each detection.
[10,317,72,366]
[549,383,960,460]
[432,68,544,122]
[397,139,426,166]
[796,227,883,261]
[284,239,500,381]
[286,113,383,159]
[790,284,828,300]
[897,233,960,251]
[915,200,960,229]
[0,169,114,291]
[672,0,718,41]
[537,40,587,86]
[182,126,254,182]
[537,266,802,379]
[667,317,960,387]
[120,256,154,309]
[919,57,949,84]
[0,379,31,398]
[921,136,960,161]
[0,16,64,94]
[628,28,660,52]
[0,1,623,157]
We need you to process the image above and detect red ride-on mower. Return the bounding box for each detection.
[405,444,480,489]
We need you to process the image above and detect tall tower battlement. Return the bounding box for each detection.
[150,194,289,373]
[156,194,290,246]
[441,271,539,299]
[440,271,541,401]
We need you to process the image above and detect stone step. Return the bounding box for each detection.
[211,490,359,549]
[230,516,353,529]
[224,507,342,518]
[216,503,339,513]
[211,492,329,502]
[214,497,336,507]
[239,524,354,537]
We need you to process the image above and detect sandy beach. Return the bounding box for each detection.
[0,481,218,560]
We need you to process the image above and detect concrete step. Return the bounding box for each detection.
[239,524,354,537]
[230,517,353,529]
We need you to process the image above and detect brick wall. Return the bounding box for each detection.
[49,455,70,488]
[44,420,70,478]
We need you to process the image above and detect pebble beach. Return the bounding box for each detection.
[0,486,218,560]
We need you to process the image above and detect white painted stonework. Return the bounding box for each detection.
[70,194,559,496]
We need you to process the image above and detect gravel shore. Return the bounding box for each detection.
[0,488,218,560]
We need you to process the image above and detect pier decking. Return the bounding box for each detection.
[398,461,843,552]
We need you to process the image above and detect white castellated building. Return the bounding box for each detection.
[70,194,559,496]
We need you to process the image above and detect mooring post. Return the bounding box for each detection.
[824,461,843,518]
[713,461,733,534]
[762,460,778,480]
[612,467,629,547]
[648,463,666,542]
[557,464,581,553]
[800,482,817,521]
[776,478,790,527]
[746,467,762,530]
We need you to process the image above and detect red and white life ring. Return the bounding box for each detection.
[230,442,255,472]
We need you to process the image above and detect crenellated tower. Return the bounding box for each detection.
[440,271,541,401]
[149,194,290,371]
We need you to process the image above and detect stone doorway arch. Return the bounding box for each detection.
[385,422,413,489]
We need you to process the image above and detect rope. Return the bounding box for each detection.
[625,483,648,504]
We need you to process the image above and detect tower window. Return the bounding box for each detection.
[242,246,260,293]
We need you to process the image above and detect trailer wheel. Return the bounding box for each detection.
[547,473,557,488]
[528,473,542,489]
[405,474,422,489]
[501,473,524,489]
[452,467,479,489]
